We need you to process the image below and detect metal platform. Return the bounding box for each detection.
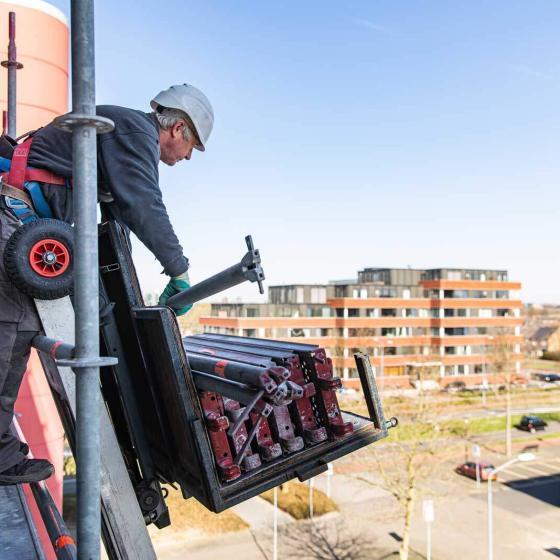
[0,484,45,560]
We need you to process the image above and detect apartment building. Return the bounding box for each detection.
[200,267,523,386]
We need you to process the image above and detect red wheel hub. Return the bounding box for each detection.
[29,238,70,278]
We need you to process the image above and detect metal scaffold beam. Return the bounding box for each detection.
[53,0,114,557]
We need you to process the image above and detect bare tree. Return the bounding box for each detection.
[487,329,516,457]
[278,517,378,560]
[360,362,449,560]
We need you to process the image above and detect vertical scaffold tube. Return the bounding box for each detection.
[7,12,17,137]
[2,11,23,138]
[72,0,100,557]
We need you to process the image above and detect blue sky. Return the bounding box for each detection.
[49,1,559,303]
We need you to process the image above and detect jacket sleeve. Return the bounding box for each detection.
[98,131,189,277]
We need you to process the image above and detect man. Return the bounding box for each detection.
[0,83,213,485]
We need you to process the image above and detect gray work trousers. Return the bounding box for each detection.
[0,206,41,472]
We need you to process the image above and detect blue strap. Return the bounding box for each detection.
[25,181,53,219]
[0,155,53,219]
[3,196,37,223]
[0,156,11,172]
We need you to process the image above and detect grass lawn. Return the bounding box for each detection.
[261,481,338,520]
[162,488,248,533]
[523,358,560,372]
[383,412,560,441]
[449,411,560,436]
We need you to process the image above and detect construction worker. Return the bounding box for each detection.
[0,83,213,485]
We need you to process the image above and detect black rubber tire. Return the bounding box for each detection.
[3,218,74,300]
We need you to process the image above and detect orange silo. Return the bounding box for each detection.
[0,2,69,558]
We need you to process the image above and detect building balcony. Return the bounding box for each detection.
[200,316,523,330]
[276,334,523,348]
[419,279,522,290]
[331,353,523,369]
[327,298,522,309]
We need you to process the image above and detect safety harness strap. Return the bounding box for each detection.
[4,136,66,189]
[7,138,31,190]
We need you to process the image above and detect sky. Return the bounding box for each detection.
[48,0,560,304]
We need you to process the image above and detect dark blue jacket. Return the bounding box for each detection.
[27,105,189,277]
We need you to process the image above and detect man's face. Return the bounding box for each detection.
[159,120,199,166]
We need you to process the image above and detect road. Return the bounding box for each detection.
[420,453,560,560]
[150,449,560,560]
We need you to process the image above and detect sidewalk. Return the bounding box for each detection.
[232,496,293,530]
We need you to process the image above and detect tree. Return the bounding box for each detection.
[278,517,378,560]
[487,329,517,457]
[359,362,449,560]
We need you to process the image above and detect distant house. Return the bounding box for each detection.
[527,326,560,357]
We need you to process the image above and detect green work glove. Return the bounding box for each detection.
[158,271,192,316]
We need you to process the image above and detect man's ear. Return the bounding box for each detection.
[171,120,184,139]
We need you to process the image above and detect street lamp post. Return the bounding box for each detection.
[422,500,434,560]
[273,486,278,560]
[487,452,535,560]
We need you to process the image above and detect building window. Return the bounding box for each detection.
[310,287,327,304]
[380,287,395,298]
[381,308,397,317]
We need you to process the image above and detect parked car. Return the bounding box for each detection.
[443,381,466,393]
[516,415,548,433]
[455,461,497,482]
[536,373,560,383]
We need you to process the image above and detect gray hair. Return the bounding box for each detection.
[153,107,196,142]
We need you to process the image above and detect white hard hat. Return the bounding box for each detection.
[150,84,214,151]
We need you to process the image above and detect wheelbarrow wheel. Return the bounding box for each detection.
[4,218,74,300]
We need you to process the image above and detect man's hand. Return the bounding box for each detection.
[159,271,192,316]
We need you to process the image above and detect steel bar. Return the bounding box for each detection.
[32,334,75,360]
[208,334,350,439]
[186,335,310,360]
[186,352,279,394]
[1,12,23,138]
[227,388,266,436]
[184,340,276,369]
[249,409,282,461]
[166,235,264,309]
[69,1,104,557]
[268,404,304,453]
[191,370,262,407]
[198,391,241,482]
[224,400,262,471]
[30,483,77,560]
[354,352,386,430]
[232,413,265,466]
[187,335,327,443]
[300,347,353,439]
[194,332,318,352]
